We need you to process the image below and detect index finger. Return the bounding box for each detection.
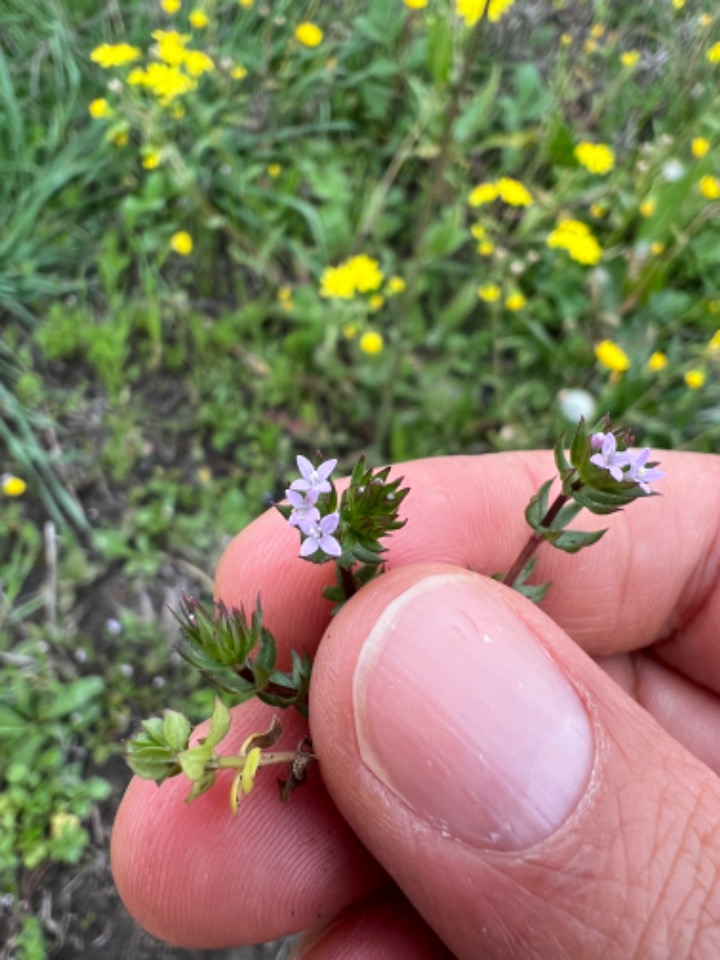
[215,450,720,690]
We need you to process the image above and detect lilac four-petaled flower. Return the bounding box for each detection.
[589,432,664,493]
[299,512,342,558]
[589,433,634,482]
[626,448,665,494]
[286,488,320,531]
[286,456,343,557]
[290,455,337,495]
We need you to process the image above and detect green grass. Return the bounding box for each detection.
[1,0,720,954]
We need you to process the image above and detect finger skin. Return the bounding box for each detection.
[113,451,720,949]
[291,888,454,960]
[111,700,382,948]
[311,564,720,960]
[215,451,720,684]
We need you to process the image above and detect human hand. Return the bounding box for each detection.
[112,451,720,959]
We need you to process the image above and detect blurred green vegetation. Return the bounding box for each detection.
[1,0,719,954]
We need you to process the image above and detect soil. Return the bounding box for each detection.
[1,365,297,959]
[3,755,294,959]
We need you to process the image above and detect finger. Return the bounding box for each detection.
[311,564,720,959]
[111,699,382,948]
[214,451,720,687]
[291,888,454,960]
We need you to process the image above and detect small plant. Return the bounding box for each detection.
[126,417,664,809]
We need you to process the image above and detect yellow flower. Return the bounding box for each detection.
[295,22,324,47]
[320,263,355,299]
[707,42,720,63]
[496,177,533,206]
[620,50,640,67]
[590,202,607,218]
[583,39,598,54]
[1,474,27,497]
[151,29,190,66]
[456,0,516,27]
[404,0,428,7]
[505,292,526,311]
[477,240,495,256]
[128,63,197,104]
[238,0,254,6]
[277,287,294,311]
[560,33,573,46]
[651,241,665,255]
[691,137,710,158]
[161,0,182,12]
[109,128,129,147]
[342,323,358,339]
[574,141,615,174]
[189,9,209,28]
[672,0,685,9]
[707,330,720,353]
[477,283,501,302]
[231,64,248,79]
[647,351,668,371]
[684,369,706,389]
[639,198,656,217]
[142,149,162,169]
[590,24,605,38]
[170,230,193,255]
[360,331,384,355]
[90,43,142,69]
[470,223,486,239]
[387,276,406,294]
[369,294,385,311]
[468,182,499,206]
[699,175,720,200]
[348,255,384,292]
[595,339,630,373]
[320,255,383,298]
[88,98,112,119]
[183,50,215,75]
[699,14,713,28]
[267,163,282,178]
[547,219,603,265]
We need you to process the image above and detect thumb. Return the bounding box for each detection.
[310,563,720,960]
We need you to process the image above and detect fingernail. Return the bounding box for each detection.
[353,574,594,851]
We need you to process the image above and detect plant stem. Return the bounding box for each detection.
[215,750,301,770]
[235,665,303,702]
[501,490,570,587]
[340,565,356,600]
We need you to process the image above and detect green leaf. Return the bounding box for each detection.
[502,557,551,604]
[162,710,192,752]
[549,528,607,553]
[126,717,183,784]
[187,771,217,802]
[204,698,231,749]
[515,580,552,604]
[0,705,26,738]
[553,432,573,479]
[426,16,453,85]
[524,478,553,532]
[548,499,583,530]
[43,676,104,719]
[178,743,213,782]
